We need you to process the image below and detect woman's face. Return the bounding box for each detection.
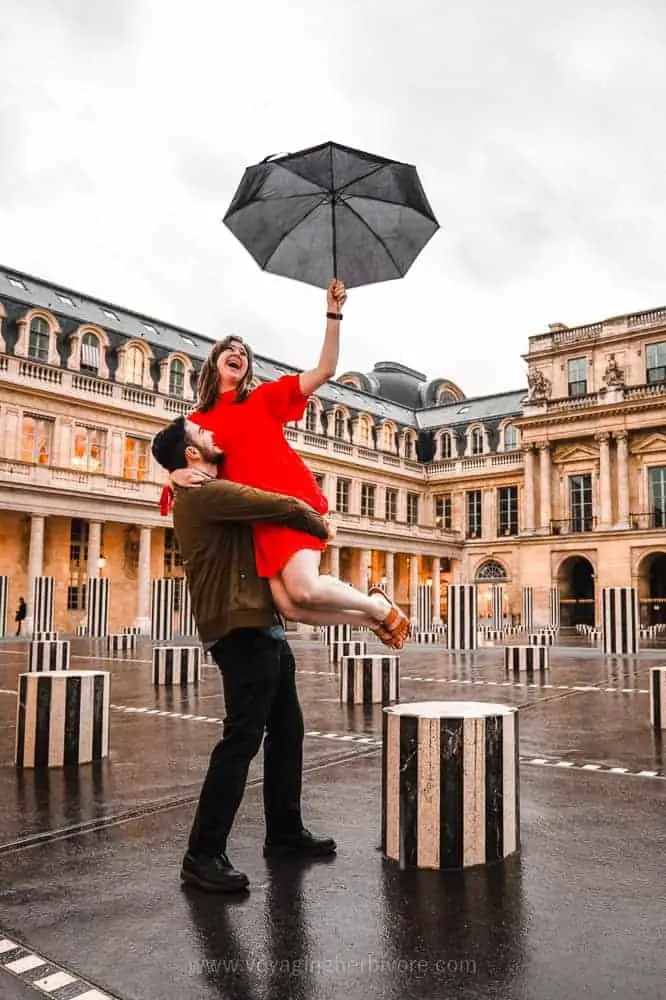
[216,339,249,386]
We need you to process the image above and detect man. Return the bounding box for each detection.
[151,416,336,894]
[15,596,26,636]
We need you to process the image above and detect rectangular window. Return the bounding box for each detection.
[498,486,519,536]
[164,527,183,576]
[313,472,325,493]
[649,466,666,528]
[361,483,376,518]
[123,436,150,481]
[21,415,53,465]
[646,342,666,384]
[68,518,89,609]
[72,426,105,473]
[567,357,588,397]
[569,474,593,532]
[335,478,350,514]
[385,488,398,522]
[435,493,452,530]
[466,490,482,538]
[407,492,419,525]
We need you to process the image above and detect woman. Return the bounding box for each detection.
[171,281,409,648]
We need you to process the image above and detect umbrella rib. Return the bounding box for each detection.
[261,195,330,270]
[341,201,405,277]
[343,192,439,224]
[337,162,389,195]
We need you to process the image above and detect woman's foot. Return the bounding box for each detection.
[368,588,409,649]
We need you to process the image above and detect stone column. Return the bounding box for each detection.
[616,431,630,527]
[431,556,442,624]
[87,521,102,579]
[539,443,552,533]
[409,555,419,624]
[26,515,45,630]
[329,544,340,579]
[596,432,612,529]
[384,551,395,597]
[136,526,152,633]
[358,548,371,593]
[522,445,535,534]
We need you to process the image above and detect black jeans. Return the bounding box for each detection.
[187,629,304,858]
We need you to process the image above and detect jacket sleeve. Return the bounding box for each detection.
[190,481,328,539]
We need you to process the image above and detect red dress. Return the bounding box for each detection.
[188,375,328,577]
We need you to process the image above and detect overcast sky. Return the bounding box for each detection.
[3,0,666,397]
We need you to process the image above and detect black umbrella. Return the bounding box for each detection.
[222,141,439,289]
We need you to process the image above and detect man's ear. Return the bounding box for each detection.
[184,444,201,463]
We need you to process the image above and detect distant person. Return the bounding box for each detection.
[15,596,26,636]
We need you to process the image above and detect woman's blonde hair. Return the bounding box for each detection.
[196,335,255,412]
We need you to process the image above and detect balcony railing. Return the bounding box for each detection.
[0,457,161,503]
[550,517,597,535]
[426,452,523,478]
[628,511,666,530]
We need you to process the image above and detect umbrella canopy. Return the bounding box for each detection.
[223,141,439,289]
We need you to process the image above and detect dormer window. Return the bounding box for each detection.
[305,400,318,433]
[504,423,518,450]
[404,435,415,460]
[126,345,145,385]
[169,358,185,397]
[440,431,452,459]
[471,428,484,455]
[358,415,372,447]
[28,317,50,361]
[334,410,345,439]
[81,332,101,374]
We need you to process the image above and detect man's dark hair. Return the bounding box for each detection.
[151,416,191,472]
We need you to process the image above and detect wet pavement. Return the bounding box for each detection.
[0,632,664,999]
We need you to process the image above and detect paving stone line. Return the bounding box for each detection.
[296,670,650,694]
[0,935,120,999]
[110,706,665,780]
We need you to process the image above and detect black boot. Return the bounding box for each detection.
[263,828,337,858]
[181,852,249,893]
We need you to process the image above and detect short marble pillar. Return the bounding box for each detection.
[649,668,666,729]
[15,671,110,768]
[602,587,639,655]
[340,655,399,705]
[106,634,137,655]
[28,641,70,673]
[504,646,550,673]
[324,624,353,645]
[152,646,201,686]
[382,701,519,870]
[329,640,367,665]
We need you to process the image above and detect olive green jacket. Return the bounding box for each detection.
[172,480,327,642]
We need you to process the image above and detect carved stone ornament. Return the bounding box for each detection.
[527,368,552,400]
[602,353,625,388]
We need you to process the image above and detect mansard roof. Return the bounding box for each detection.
[0,263,526,431]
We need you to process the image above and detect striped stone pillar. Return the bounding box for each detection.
[548,587,560,629]
[28,641,70,672]
[521,587,534,633]
[106,634,137,655]
[122,626,141,636]
[152,646,201,685]
[325,624,352,645]
[33,631,58,641]
[151,579,175,641]
[340,655,399,705]
[382,701,519,870]
[86,577,109,638]
[491,585,504,630]
[528,633,554,646]
[447,585,478,651]
[414,632,444,644]
[329,640,367,665]
[32,576,55,634]
[15,671,110,768]
[417,583,432,632]
[601,587,639,655]
[178,578,197,637]
[0,576,7,638]
[504,645,550,673]
[649,668,666,729]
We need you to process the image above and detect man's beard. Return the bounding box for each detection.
[200,445,224,466]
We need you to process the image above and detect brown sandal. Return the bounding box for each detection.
[368,587,410,648]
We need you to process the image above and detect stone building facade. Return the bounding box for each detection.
[0,265,665,634]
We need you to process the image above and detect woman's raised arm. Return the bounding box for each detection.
[298,280,347,397]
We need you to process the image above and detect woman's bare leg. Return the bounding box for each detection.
[269,577,376,627]
[278,550,396,624]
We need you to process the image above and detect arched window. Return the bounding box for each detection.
[334,410,345,439]
[404,434,415,460]
[471,427,484,455]
[358,416,372,447]
[169,358,185,397]
[28,317,50,362]
[476,560,507,580]
[81,332,100,374]
[504,423,518,450]
[305,400,318,433]
[126,345,145,385]
[381,424,394,452]
[440,431,452,459]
